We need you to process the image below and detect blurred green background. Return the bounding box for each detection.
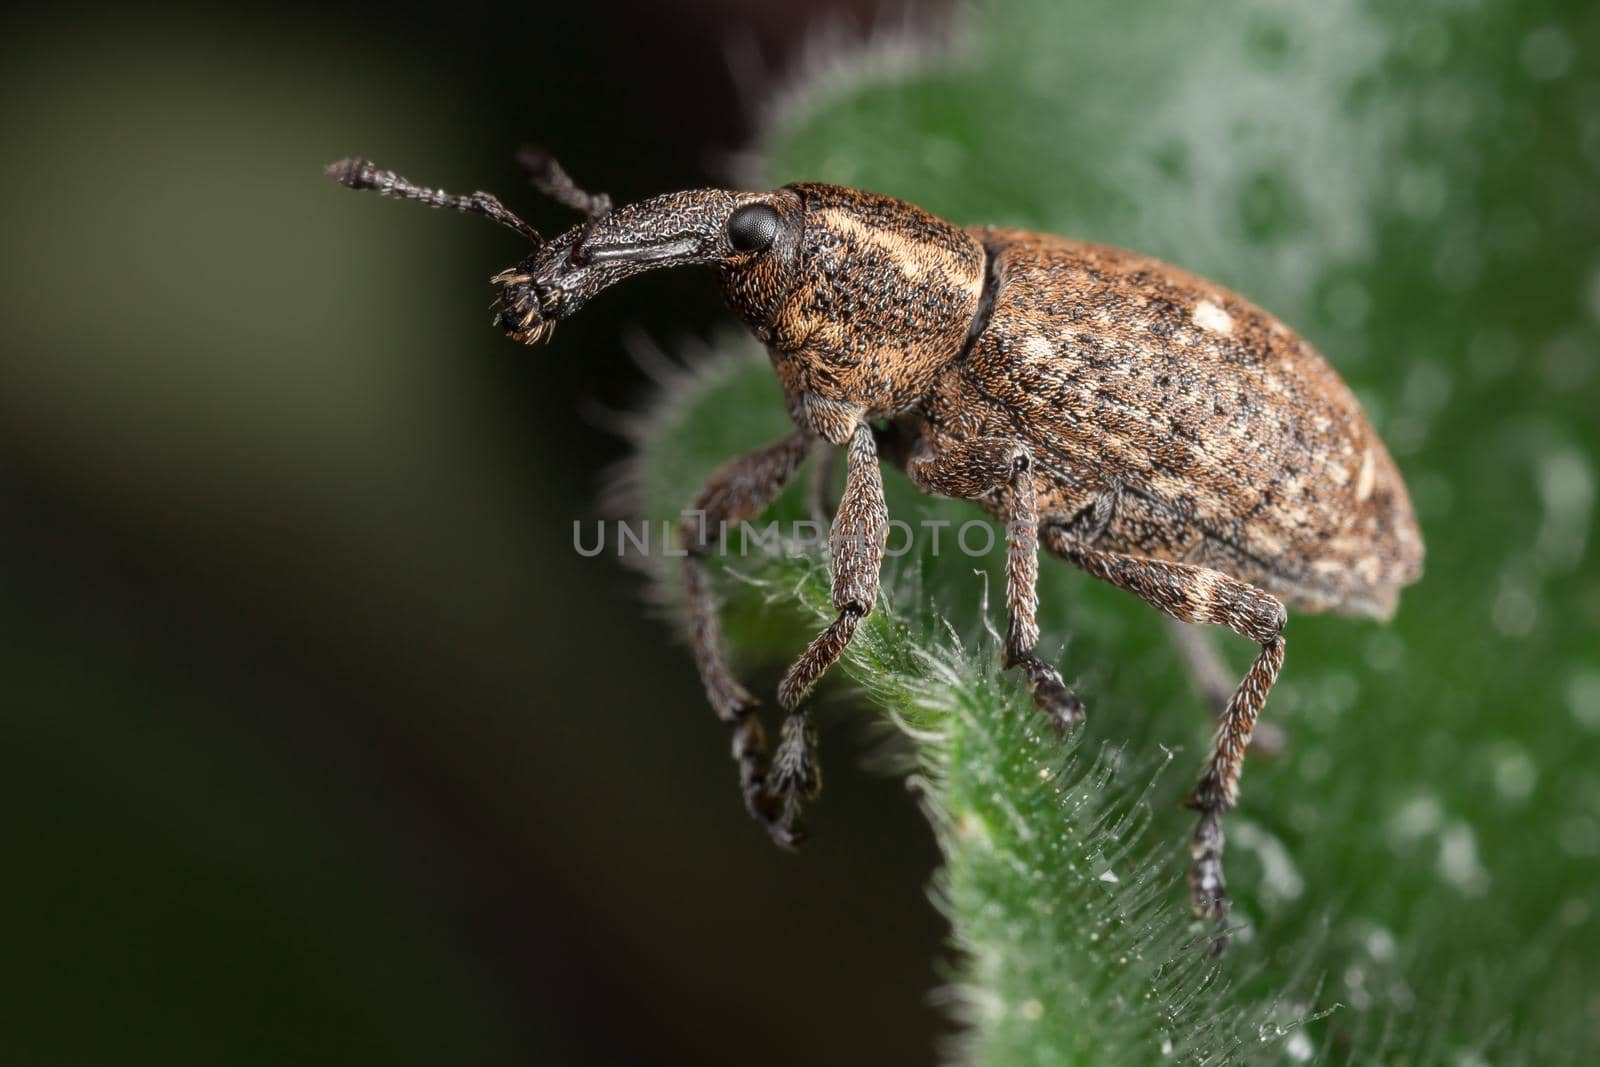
[2,0,1598,1064]
[0,3,949,1064]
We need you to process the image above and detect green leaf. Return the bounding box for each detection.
[630,0,1600,1061]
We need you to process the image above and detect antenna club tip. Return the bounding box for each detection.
[325,157,374,189]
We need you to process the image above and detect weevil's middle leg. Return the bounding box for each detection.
[906,436,1083,730]
[1040,528,1287,954]
[1000,455,1085,731]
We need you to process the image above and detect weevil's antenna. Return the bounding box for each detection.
[517,145,613,220]
[325,158,544,245]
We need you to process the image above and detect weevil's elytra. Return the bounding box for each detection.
[328,152,1424,955]
[935,230,1423,619]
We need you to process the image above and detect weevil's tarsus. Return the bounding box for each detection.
[767,709,822,846]
[1189,808,1231,956]
[325,157,545,244]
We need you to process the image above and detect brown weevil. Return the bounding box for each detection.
[327,151,1424,953]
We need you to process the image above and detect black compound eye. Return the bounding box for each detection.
[727,203,780,253]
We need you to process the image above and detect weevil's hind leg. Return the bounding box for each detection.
[1040,528,1287,954]
[905,435,1083,730]
[772,422,888,844]
[680,432,812,836]
[1187,636,1284,953]
[1164,618,1287,757]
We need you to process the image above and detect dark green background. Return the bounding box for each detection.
[0,3,948,1064]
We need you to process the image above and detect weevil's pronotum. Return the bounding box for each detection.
[327,151,1424,952]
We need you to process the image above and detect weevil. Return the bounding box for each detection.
[327,151,1424,953]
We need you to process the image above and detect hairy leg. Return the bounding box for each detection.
[762,422,889,844]
[1165,619,1287,756]
[680,432,811,832]
[778,422,887,709]
[1040,526,1287,955]
[906,436,1083,729]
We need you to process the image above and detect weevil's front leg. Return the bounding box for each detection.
[777,422,887,707]
[1039,527,1287,955]
[681,432,811,828]
[769,422,887,844]
[906,437,1084,731]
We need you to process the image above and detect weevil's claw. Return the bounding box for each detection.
[1010,653,1086,733]
[708,680,760,723]
[1035,679,1086,734]
[766,818,808,851]
[766,786,809,851]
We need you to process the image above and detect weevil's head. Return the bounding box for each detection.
[721,183,985,357]
[492,187,805,345]
[499,182,985,417]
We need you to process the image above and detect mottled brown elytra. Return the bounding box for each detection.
[328,151,1423,954]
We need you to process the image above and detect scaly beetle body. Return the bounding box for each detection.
[329,153,1423,953]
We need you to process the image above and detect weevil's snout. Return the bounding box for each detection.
[488,188,802,344]
[489,235,598,346]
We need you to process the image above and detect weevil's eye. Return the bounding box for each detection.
[727,203,780,253]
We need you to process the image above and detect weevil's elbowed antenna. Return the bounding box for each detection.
[326,149,615,244]
[516,145,612,220]
[325,157,545,244]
